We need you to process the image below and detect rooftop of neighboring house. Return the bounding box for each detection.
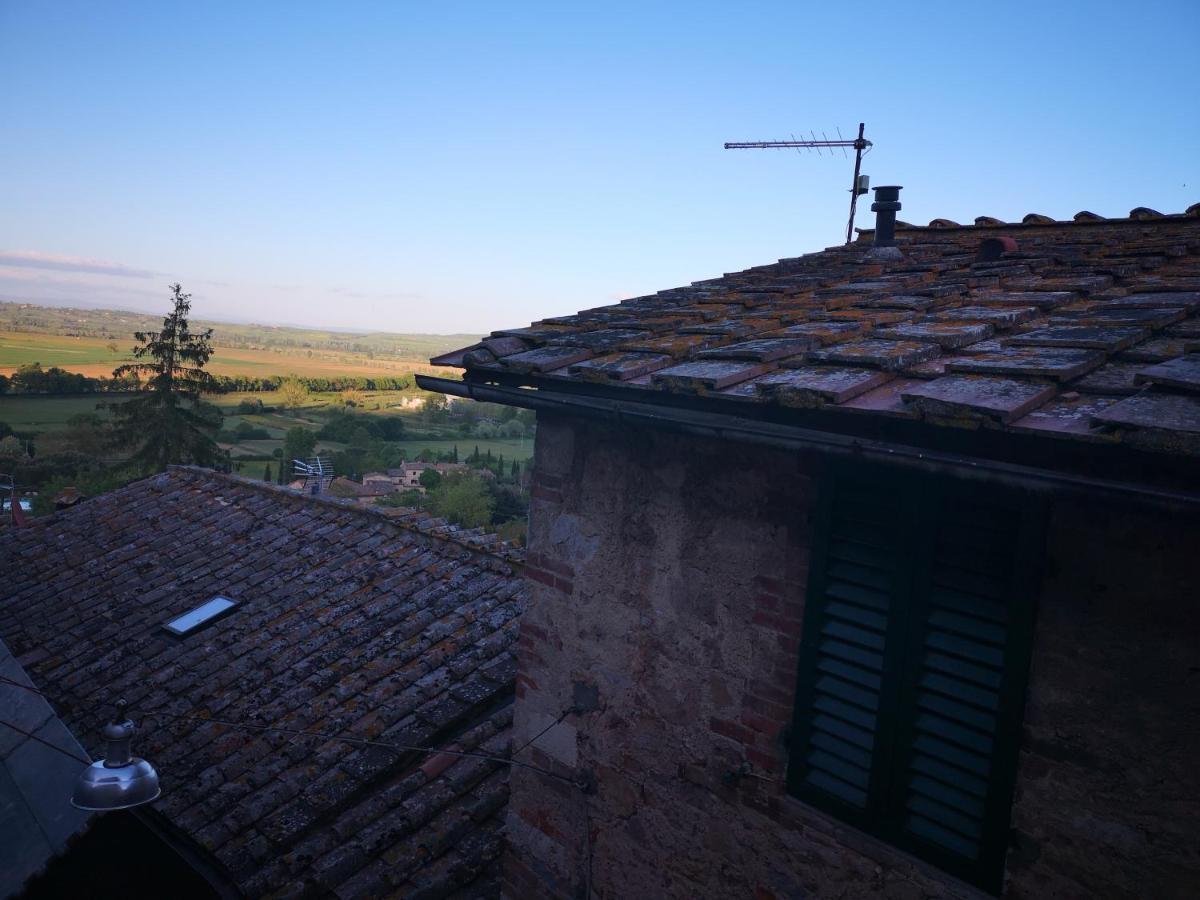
[0,638,92,897]
[329,475,395,497]
[0,467,525,898]
[429,204,1200,491]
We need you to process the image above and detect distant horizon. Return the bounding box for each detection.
[0,296,482,339]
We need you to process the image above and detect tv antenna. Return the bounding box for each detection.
[293,457,334,495]
[725,122,873,245]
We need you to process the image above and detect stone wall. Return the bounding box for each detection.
[504,412,1200,899]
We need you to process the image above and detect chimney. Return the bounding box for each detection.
[871,185,903,247]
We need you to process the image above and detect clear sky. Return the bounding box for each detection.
[1,1,1197,334]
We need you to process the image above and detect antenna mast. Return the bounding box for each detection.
[293,457,334,495]
[725,122,873,244]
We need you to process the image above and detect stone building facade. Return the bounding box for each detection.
[503,414,1199,899]
[423,205,1200,897]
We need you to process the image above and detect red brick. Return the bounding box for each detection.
[517,672,541,692]
[746,747,782,773]
[739,710,781,737]
[750,680,795,707]
[776,633,801,654]
[539,555,576,579]
[523,622,549,642]
[752,611,797,634]
[742,694,793,724]
[710,716,755,745]
[526,566,556,589]
[532,472,565,490]
[753,593,781,612]
[517,805,567,843]
[531,484,563,503]
[753,575,784,596]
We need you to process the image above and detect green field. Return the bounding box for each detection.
[0,394,111,430]
[381,438,533,463]
[0,329,452,381]
[0,332,113,367]
[0,391,536,465]
[0,391,428,432]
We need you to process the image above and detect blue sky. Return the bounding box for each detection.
[1,1,1197,334]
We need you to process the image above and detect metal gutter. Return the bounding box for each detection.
[417,374,1200,512]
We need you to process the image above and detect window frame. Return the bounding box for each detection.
[786,462,1044,894]
[161,595,241,638]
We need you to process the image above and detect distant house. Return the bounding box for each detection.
[328,475,395,501]
[0,468,524,898]
[362,472,396,490]
[423,202,1200,898]
[388,462,473,491]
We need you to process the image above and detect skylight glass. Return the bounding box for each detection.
[163,596,238,636]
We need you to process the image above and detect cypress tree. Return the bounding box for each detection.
[264,464,272,482]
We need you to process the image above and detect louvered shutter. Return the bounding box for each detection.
[788,467,1041,894]
[787,476,911,824]
[890,493,1038,892]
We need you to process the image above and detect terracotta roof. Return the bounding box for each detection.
[0,468,525,898]
[436,207,1200,464]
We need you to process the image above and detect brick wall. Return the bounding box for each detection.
[503,412,1200,899]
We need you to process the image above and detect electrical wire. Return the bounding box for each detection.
[0,673,583,789]
[510,707,571,759]
[0,716,93,766]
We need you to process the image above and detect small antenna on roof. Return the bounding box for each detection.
[293,457,334,495]
[725,122,873,245]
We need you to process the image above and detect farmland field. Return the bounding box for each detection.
[0,394,112,430]
[0,391,536,464]
[0,329,450,379]
[0,391,424,432]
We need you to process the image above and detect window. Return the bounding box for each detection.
[163,596,239,636]
[787,465,1043,894]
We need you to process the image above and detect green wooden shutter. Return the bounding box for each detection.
[788,474,912,824]
[788,467,1042,895]
[891,491,1040,892]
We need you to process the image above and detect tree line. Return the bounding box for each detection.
[0,363,416,395]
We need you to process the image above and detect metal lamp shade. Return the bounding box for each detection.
[72,757,161,811]
[72,709,161,811]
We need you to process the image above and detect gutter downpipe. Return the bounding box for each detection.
[417,374,1200,513]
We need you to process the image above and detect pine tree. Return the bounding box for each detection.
[107,284,222,471]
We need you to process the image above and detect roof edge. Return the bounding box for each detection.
[418,375,1200,513]
[165,466,524,567]
[854,208,1200,238]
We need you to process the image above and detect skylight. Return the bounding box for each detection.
[163,596,238,636]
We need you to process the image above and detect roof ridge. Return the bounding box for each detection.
[8,466,523,569]
[165,466,525,567]
[853,204,1200,237]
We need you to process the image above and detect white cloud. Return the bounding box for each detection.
[0,249,158,279]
